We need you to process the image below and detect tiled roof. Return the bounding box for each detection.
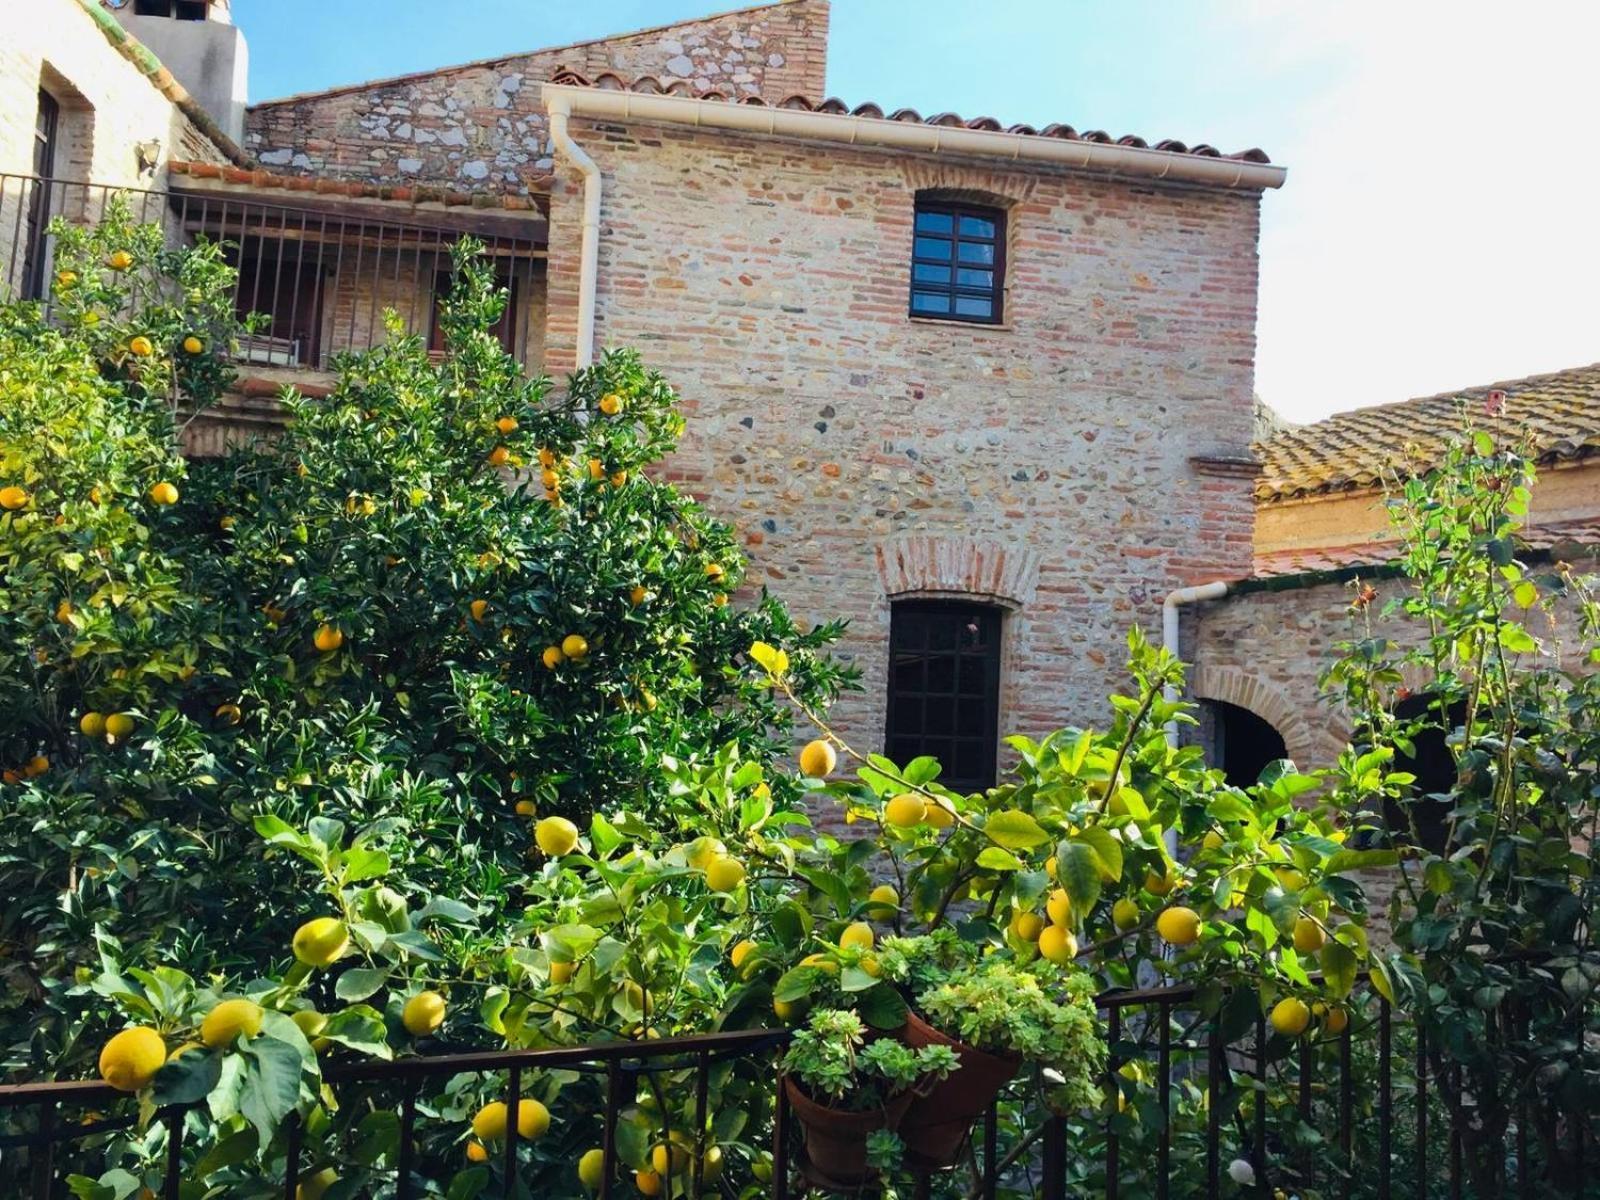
[546,67,1274,165]
[1256,363,1600,502]
[1252,517,1600,580]
[166,160,544,212]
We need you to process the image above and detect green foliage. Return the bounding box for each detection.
[780,1009,955,1109]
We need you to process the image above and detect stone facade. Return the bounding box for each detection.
[244,0,830,193]
[543,119,1265,756]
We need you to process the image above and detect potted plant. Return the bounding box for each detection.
[890,953,1104,1169]
[780,1008,958,1188]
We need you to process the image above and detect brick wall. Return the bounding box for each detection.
[544,116,1266,770]
[1,0,230,293]
[244,0,830,194]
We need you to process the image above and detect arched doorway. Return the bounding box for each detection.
[1207,700,1288,789]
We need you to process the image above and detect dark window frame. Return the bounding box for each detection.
[885,600,1003,793]
[22,89,60,301]
[908,200,1007,325]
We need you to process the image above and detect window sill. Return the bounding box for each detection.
[907,316,1014,332]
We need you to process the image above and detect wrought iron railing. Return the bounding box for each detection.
[5,975,1592,1198]
[0,172,546,369]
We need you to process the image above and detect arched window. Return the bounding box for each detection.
[1208,700,1288,788]
[886,601,1001,792]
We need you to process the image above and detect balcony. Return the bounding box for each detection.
[0,170,548,377]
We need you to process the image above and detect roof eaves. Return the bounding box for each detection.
[73,0,248,166]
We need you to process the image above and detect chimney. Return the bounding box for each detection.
[109,0,249,144]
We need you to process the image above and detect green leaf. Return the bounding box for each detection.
[339,847,390,883]
[192,1127,260,1180]
[1073,826,1124,882]
[857,983,909,1030]
[984,810,1051,851]
[238,1034,304,1146]
[1324,848,1400,875]
[1321,941,1358,999]
[152,1047,222,1105]
[335,967,390,1002]
[976,846,1025,871]
[774,966,824,1003]
[1056,841,1103,913]
[446,1167,491,1200]
[321,1005,393,1058]
[1513,580,1538,608]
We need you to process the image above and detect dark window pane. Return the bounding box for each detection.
[889,697,922,738]
[953,740,989,784]
[912,292,951,314]
[954,296,993,318]
[915,236,952,260]
[958,658,986,696]
[914,263,952,285]
[893,652,925,694]
[886,602,1001,790]
[959,215,996,238]
[926,655,956,695]
[956,268,993,289]
[957,240,995,265]
[925,702,955,736]
[916,210,954,234]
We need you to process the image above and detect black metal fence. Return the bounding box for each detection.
[0,172,546,369]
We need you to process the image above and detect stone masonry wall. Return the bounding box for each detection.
[543,116,1266,772]
[1,0,231,292]
[244,0,830,195]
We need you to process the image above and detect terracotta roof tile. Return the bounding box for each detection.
[165,160,546,212]
[1252,517,1600,579]
[547,67,1273,165]
[1255,363,1600,502]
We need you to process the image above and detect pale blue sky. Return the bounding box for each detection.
[235,1,1600,423]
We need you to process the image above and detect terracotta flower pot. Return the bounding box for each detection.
[898,1011,1022,1169]
[783,1075,914,1190]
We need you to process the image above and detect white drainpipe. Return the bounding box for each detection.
[1161,581,1229,748]
[546,94,601,370]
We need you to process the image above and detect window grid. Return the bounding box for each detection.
[908,201,1006,325]
[885,602,1001,792]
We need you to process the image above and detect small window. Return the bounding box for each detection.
[885,601,1002,792]
[909,200,1005,324]
[21,90,60,300]
[1208,700,1287,788]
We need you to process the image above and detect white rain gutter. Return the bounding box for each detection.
[542,83,1287,192]
[546,94,601,369]
[1161,581,1230,748]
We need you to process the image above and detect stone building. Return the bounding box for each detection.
[4,0,1595,796]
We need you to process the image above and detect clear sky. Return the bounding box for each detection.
[235,0,1600,424]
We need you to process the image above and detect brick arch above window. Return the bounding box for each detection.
[900,162,1037,208]
[1189,665,1346,772]
[876,535,1041,610]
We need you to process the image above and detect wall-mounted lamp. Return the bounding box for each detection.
[135,139,162,175]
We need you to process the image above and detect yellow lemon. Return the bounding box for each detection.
[292,917,350,967]
[705,856,746,892]
[79,712,107,739]
[1202,829,1225,852]
[488,445,510,467]
[925,800,954,828]
[542,645,565,669]
[1112,898,1141,931]
[549,960,575,985]
[1292,916,1326,953]
[635,1168,663,1195]
[868,883,899,913]
[704,562,725,582]
[578,1148,606,1190]
[702,1146,724,1182]
[1323,1006,1349,1035]
[798,739,837,778]
[884,793,927,827]
[840,921,874,950]
[296,1168,337,1200]
[1046,889,1072,927]
[469,599,489,622]
[515,799,537,817]
[148,482,179,506]
[599,393,623,415]
[1270,997,1312,1037]
[24,754,49,778]
[129,336,155,358]
[182,335,204,354]
[773,997,804,1023]
[1274,866,1307,891]
[200,999,264,1048]
[313,624,344,652]
[536,816,579,856]
[214,703,242,726]
[167,1041,204,1062]
[1011,912,1045,942]
[1038,924,1078,965]
[104,712,135,740]
[291,1010,327,1038]
[0,486,29,510]
[1045,855,1058,880]
[402,991,447,1037]
[730,940,758,971]
[57,269,78,287]
[650,1142,690,1175]
[108,250,134,270]
[1155,906,1201,946]
[1144,867,1175,896]
[686,836,727,871]
[472,1098,550,1142]
[630,585,649,606]
[466,1141,489,1163]
[496,416,518,434]
[98,1027,165,1092]
[561,634,589,660]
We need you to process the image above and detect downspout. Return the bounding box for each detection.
[1161,581,1229,748]
[546,94,600,370]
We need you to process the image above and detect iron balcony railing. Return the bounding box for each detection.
[3,975,1592,1198]
[0,172,547,370]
